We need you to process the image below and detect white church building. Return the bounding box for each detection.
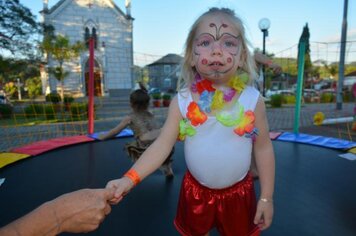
[41,0,134,97]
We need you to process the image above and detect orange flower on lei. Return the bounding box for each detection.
[233,110,255,136]
[186,102,207,126]
[196,79,215,94]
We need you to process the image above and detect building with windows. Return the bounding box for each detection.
[41,0,134,97]
[147,53,182,92]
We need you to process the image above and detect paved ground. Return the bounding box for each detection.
[0,100,355,152]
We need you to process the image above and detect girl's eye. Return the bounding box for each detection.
[224,41,236,47]
[198,40,210,47]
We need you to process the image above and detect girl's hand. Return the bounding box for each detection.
[105,178,134,205]
[253,199,274,230]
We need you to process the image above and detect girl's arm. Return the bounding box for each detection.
[98,116,131,140]
[106,96,182,201]
[252,96,275,230]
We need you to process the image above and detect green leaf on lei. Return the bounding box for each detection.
[179,119,196,140]
[216,102,244,127]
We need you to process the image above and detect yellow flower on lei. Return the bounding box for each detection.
[228,75,246,94]
[211,90,224,110]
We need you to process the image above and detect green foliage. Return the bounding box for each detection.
[270,94,283,107]
[152,93,162,100]
[25,77,42,99]
[0,56,41,85]
[0,104,13,119]
[24,104,57,120]
[162,93,171,100]
[24,104,44,118]
[63,95,74,104]
[320,92,335,103]
[43,105,56,120]
[45,92,61,104]
[343,91,352,103]
[282,95,296,104]
[70,103,88,121]
[4,82,17,98]
[41,34,85,99]
[48,66,69,83]
[0,0,39,57]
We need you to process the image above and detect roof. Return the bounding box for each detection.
[148,54,183,66]
[46,0,130,19]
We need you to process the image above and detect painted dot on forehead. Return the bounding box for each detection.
[202,58,208,65]
[227,57,232,63]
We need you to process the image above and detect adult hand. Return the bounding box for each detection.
[269,63,282,74]
[51,188,114,233]
[106,177,134,205]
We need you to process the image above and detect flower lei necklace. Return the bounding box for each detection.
[191,74,246,112]
[178,74,259,141]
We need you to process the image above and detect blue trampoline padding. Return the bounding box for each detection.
[277,132,356,150]
[88,128,134,140]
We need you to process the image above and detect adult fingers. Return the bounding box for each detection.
[108,196,123,205]
[103,203,112,216]
[102,187,115,200]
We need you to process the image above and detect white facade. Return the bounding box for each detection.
[43,0,134,97]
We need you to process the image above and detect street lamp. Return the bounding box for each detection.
[258,18,270,97]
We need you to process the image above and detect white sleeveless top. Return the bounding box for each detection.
[178,86,260,189]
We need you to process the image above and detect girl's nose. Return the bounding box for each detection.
[211,41,222,56]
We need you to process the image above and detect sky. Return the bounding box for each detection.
[22,0,356,66]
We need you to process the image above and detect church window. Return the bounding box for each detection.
[84,27,90,48]
[92,28,98,49]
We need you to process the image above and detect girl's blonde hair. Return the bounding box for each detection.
[178,7,257,91]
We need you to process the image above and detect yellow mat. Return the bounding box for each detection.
[348,147,356,154]
[0,153,31,168]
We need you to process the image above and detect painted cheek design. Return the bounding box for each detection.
[227,57,232,63]
[202,58,208,65]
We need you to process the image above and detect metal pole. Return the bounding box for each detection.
[336,0,348,110]
[88,37,95,134]
[294,40,306,134]
[262,30,266,97]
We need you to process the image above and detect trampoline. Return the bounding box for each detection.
[1,136,356,236]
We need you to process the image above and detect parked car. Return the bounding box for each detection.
[0,94,9,104]
[266,89,295,98]
[303,89,320,103]
[148,87,161,95]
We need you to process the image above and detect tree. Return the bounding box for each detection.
[297,23,312,87]
[0,0,39,57]
[0,55,40,89]
[25,76,42,99]
[41,34,84,100]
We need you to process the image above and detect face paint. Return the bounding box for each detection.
[191,15,242,85]
[194,33,239,56]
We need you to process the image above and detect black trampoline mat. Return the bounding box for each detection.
[0,138,355,236]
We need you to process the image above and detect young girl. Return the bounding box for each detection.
[99,83,174,178]
[106,8,275,236]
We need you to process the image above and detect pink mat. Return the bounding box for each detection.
[269,132,282,140]
[11,135,95,156]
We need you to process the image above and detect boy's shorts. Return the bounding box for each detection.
[174,171,259,236]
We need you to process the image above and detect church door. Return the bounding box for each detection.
[85,59,102,96]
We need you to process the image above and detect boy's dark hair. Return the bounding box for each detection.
[130,82,150,111]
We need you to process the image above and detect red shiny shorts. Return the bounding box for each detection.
[174,171,260,236]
